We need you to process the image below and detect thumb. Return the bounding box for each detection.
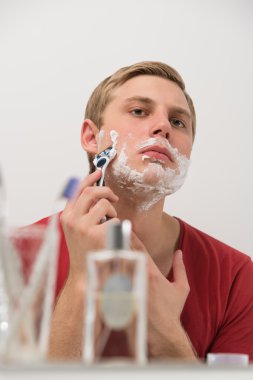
[173,250,189,290]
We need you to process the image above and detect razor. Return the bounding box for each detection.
[93,146,117,187]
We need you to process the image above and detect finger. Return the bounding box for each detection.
[172,250,189,289]
[103,217,120,227]
[81,218,120,256]
[87,198,118,224]
[66,186,119,218]
[75,186,118,216]
[77,170,102,195]
[64,170,102,211]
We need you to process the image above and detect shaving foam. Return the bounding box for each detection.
[97,129,118,153]
[110,130,118,152]
[97,130,105,153]
[110,137,190,212]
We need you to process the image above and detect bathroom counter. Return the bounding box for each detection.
[0,362,253,380]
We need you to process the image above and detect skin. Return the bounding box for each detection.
[48,75,197,361]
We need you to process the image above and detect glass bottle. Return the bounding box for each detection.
[84,221,147,365]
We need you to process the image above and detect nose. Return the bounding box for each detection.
[150,112,171,140]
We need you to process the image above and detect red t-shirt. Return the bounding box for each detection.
[36,215,253,361]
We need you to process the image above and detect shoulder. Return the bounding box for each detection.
[176,217,252,273]
[32,212,67,255]
[32,213,64,234]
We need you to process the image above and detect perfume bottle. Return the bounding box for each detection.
[84,220,147,365]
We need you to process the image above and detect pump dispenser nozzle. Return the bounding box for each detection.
[106,220,131,251]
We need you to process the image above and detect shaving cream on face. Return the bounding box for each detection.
[109,137,190,211]
[97,129,118,155]
[97,130,105,153]
[110,130,118,152]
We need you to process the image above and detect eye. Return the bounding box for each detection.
[170,117,186,129]
[130,108,147,117]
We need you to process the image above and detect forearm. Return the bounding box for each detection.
[148,321,198,361]
[48,277,85,361]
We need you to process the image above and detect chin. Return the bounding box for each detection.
[142,163,166,184]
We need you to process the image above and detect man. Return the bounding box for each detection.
[46,61,253,361]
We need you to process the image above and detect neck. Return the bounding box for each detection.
[107,181,180,276]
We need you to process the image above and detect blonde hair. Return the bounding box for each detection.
[85,61,196,172]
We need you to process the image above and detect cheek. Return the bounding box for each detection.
[116,132,135,151]
[175,136,192,158]
[183,143,192,159]
[112,135,137,166]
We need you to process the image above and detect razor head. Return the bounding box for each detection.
[93,146,117,187]
[96,157,108,168]
[93,147,116,169]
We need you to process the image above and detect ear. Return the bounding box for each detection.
[81,119,99,154]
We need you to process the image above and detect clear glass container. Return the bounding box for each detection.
[84,222,147,365]
[0,218,59,363]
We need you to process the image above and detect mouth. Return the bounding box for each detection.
[139,145,174,164]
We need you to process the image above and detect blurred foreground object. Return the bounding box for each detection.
[0,219,59,363]
[84,221,147,365]
[207,353,249,367]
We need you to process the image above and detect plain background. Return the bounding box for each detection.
[0,0,252,257]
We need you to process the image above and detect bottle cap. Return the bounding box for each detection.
[61,177,80,199]
[106,220,131,250]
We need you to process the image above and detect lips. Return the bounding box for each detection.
[139,145,174,164]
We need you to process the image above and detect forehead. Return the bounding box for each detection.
[110,75,190,111]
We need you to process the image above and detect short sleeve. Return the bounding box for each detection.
[208,258,253,361]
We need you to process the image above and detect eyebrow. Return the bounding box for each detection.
[172,106,192,120]
[124,96,192,120]
[124,96,155,106]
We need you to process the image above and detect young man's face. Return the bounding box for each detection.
[97,75,193,177]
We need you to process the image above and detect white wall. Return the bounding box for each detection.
[0,0,252,256]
